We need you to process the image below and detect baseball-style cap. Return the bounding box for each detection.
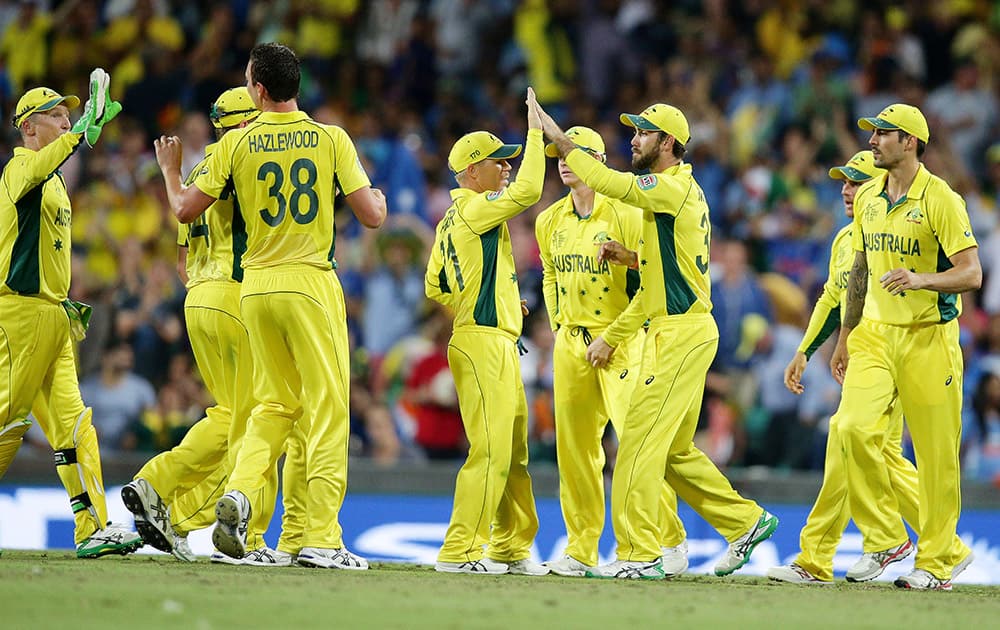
[545,125,606,161]
[210,87,260,129]
[828,150,885,182]
[12,87,80,128]
[987,143,1000,164]
[620,103,690,146]
[858,103,929,143]
[448,131,522,173]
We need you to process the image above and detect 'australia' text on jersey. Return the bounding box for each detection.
[552,253,610,275]
[862,232,921,256]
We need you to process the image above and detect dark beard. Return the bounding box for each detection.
[632,150,657,172]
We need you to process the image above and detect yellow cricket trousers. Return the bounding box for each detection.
[437,326,540,563]
[137,281,277,547]
[796,399,970,581]
[1,295,107,543]
[613,314,762,561]
[230,265,351,549]
[552,326,684,566]
[834,318,965,579]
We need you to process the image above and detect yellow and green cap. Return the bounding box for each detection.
[12,87,80,128]
[620,103,690,146]
[858,103,929,143]
[828,150,885,182]
[987,143,1000,164]
[545,125,606,161]
[210,87,260,129]
[448,131,522,173]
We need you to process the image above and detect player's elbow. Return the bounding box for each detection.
[967,266,983,291]
[175,204,198,224]
[358,206,386,229]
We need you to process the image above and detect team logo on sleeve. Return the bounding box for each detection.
[905,207,923,224]
[486,190,503,201]
[637,175,657,190]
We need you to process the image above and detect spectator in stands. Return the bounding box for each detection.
[80,340,157,451]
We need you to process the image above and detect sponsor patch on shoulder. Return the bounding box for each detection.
[486,190,503,201]
[637,175,657,190]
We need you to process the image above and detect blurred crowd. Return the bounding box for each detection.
[3,0,1000,483]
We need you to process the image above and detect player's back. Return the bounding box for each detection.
[215,111,364,271]
[182,143,245,287]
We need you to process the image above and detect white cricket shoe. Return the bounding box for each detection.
[586,559,666,580]
[76,523,143,559]
[543,555,591,577]
[661,540,688,577]
[846,540,913,582]
[210,551,244,565]
[507,559,550,576]
[121,478,176,554]
[244,547,294,567]
[212,490,251,560]
[714,510,779,576]
[435,558,509,574]
[298,547,368,570]
[952,551,974,580]
[767,563,833,585]
[171,535,196,562]
[894,568,952,591]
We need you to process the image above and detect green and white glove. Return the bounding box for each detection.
[70,68,122,147]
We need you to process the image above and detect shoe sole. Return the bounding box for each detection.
[213,496,247,560]
[297,554,368,570]
[766,571,834,586]
[121,483,173,554]
[434,562,507,575]
[715,513,780,576]
[76,538,143,559]
[893,576,952,591]
[846,541,913,582]
[547,568,587,577]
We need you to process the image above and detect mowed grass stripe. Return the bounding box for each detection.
[1,552,998,629]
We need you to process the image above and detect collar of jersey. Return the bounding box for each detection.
[451,187,479,201]
[561,191,611,220]
[256,110,310,123]
[875,164,930,210]
[656,161,692,177]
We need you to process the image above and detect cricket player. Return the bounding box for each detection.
[537,102,777,580]
[767,151,974,584]
[829,104,981,590]
[535,126,688,577]
[154,43,386,569]
[0,73,141,557]
[126,87,287,566]
[425,88,548,576]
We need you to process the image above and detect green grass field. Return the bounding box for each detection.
[3,551,998,629]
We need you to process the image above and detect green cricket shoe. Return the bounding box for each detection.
[76,523,143,559]
[714,510,779,576]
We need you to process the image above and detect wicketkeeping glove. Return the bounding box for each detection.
[70,68,123,147]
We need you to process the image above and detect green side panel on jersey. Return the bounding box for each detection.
[625,268,640,301]
[231,192,247,283]
[474,226,500,327]
[653,213,696,315]
[936,247,958,322]
[5,183,44,294]
[804,305,840,359]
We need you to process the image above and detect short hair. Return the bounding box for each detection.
[897,130,926,158]
[249,43,300,103]
[657,130,687,159]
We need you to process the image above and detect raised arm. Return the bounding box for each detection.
[154,135,214,224]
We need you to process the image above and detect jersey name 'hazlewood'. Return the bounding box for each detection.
[247,129,320,153]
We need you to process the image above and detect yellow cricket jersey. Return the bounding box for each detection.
[534,191,646,347]
[194,111,371,270]
[425,129,545,339]
[0,132,82,303]
[564,150,712,320]
[852,165,978,325]
[798,224,852,358]
[178,143,245,288]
